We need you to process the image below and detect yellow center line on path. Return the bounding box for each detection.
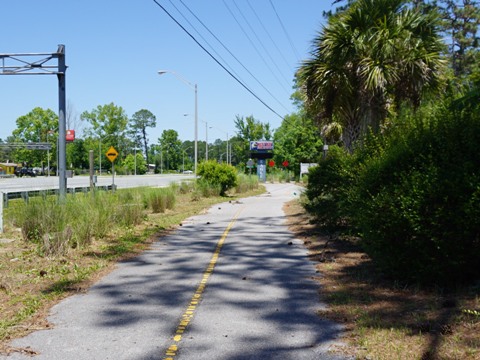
[164,207,244,360]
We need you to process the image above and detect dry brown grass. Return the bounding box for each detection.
[284,199,480,360]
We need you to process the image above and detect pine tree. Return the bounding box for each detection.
[438,0,480,77]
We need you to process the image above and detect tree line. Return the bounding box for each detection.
[0,103,279,175]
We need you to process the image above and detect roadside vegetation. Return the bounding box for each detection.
[1,1,479,358]
[293,0,480,358]
[0,171,261,354]
[285,200,479,360]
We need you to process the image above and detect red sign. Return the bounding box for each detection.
[66,130,75,142]
[282,160,289,167]
[268,160,275,167]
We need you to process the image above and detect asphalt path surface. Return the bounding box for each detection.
[2,183,349,360]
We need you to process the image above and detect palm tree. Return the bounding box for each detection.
[297,0,445,152]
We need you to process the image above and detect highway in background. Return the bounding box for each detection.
[0,174,194,193]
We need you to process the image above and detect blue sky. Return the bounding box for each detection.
[0,1,336,145]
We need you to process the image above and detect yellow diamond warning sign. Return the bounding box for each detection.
[106,146,118,163]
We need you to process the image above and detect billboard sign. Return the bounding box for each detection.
[250,141,274,152]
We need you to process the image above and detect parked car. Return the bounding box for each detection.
[32,167,44,176]
[14,167,37,177]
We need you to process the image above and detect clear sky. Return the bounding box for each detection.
[0,1,336,145]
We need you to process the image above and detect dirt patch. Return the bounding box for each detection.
[283,199,480,360]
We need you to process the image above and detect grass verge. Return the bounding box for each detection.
[0,183,265,354]
[284,199,480,360]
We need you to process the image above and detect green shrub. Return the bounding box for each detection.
[354,100,480,285]
[197,161,238,196]
[303,145,356,232]
[9,188,155,255]
[265,169,292,183]
[90,191,114,239]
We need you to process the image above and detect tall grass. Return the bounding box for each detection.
[144,187,176,213]
[235,174,259,193]
[5,175,259,256]
[5,186,178,256]
[267,169,294,183]
[193,181,221,199]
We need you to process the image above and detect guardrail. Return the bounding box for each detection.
[2,185,115,208]
[0,185,115,233]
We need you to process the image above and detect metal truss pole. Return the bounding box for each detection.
[0,45,67,199]
[57,45,67,199]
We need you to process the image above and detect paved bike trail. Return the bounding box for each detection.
[2,183,350,360]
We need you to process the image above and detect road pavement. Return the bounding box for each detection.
[0,174,193,193]
[2,183,350,360]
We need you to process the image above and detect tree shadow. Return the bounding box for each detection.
[284,201,479,359]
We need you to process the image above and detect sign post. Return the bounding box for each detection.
[257,159,266,182]
[246,159,254,176]
[0,192,3,233]
[105,146,118,191]
[250,141,274,183]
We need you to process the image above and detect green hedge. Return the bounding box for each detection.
[304,95,480,286]
[355,103,480,285]
[303,146,356,232]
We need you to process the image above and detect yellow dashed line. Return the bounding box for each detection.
[163,207,243,359]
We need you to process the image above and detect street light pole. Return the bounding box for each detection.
[194,83,198,175]
[226,132,229,165]
[182,146,191,173]
[210,126,230,165]
[134,147,137,176]
[158,70,198,177]
[47,130,54,177]
[201,120,209,161]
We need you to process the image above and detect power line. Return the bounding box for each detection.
[246,0,292,71]
[223,0,290,96]
[177,0,289,113]
[269,0,301,62]
[231,0,291,91]
[167,0,240,81]
[152,0,284,120]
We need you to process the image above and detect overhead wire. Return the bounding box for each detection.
[246,0,292,71]
[177,0,289,114]
[223,0,291,98]
[231,0,291,91]
[269,0,301,62]
[167,0,242,84]
[152,0,284,120]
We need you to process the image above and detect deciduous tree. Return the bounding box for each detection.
[273,113,323,175]
[11,107,58,166]
[129,109,156,165]
[81,103,129,162]
[158,129,182,171]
